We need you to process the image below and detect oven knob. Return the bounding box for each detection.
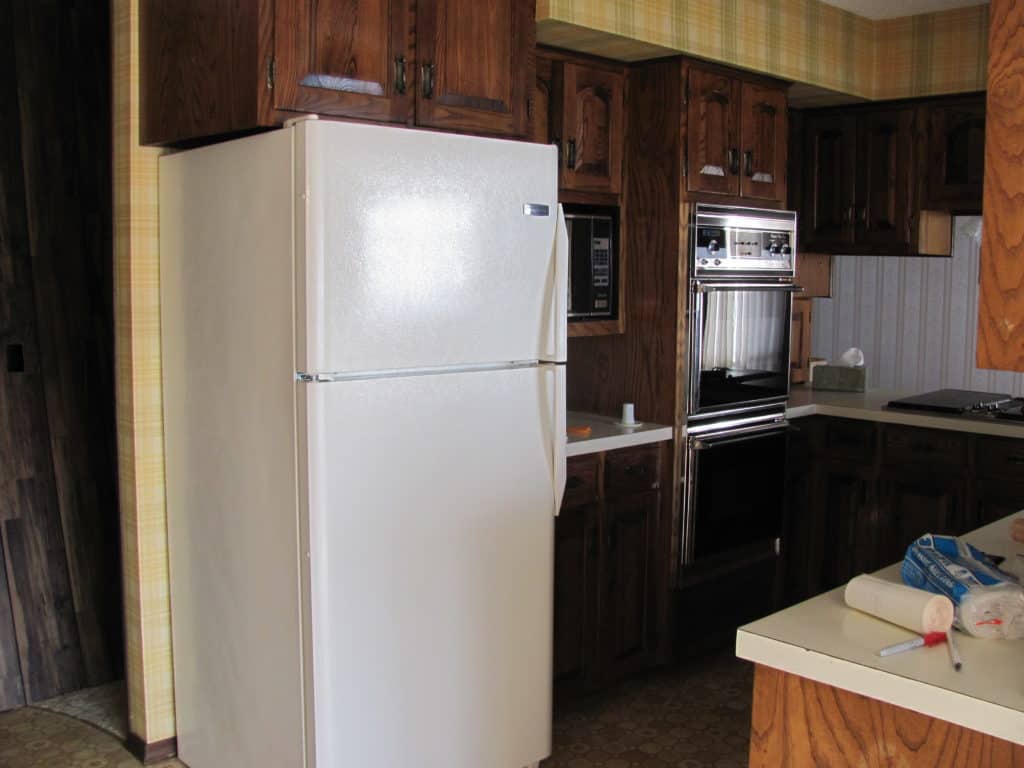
[769,243,781,255]
[708,239,720,254]
[700,258,708,265]
[713,258,721,266]
[781,244,792,255]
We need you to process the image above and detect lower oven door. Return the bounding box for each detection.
[688,282,801,417]
[682,419,788,571]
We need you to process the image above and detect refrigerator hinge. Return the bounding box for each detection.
[266,55,276,90]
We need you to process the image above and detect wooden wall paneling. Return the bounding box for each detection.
[749,665,1024,767]
[11,0,122,688]
[977,0,1024,372]
[0,542,23,710]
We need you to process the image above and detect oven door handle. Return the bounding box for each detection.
[695,283,805,293]
[690,420,790,450]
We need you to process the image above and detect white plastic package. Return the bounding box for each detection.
[902,534,1024,639]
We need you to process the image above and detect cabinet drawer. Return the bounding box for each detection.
[822,418,876,463]
[564,455,601,508]
[975,436,1024,478]
[883,425,967,469]
[604,445,660,496]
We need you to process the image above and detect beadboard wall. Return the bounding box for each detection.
[812,217,1024,395]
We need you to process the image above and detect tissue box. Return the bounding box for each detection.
[811,365,866,392]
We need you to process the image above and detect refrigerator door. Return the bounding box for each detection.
[294,120,565,375]
[302,364,562,768]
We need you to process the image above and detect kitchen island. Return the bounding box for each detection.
[737,515,1024,766]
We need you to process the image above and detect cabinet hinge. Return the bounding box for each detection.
[527,95,533,120]
[266,56,276,90]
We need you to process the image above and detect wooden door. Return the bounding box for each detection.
[686,67,740,196]
[801,114,856,248]
[415,0,534,137]
[600,490,656,682]
[924,99,986,211]
[740,82,787,202]
[978,0,1024,371]
[553,502,600,694]
[877,473,964,567]
[855,109,914,250]
[789,298,812,384]
[560,62,624,193]
[274,0,413,122]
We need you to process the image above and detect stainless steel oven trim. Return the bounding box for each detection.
[681,417,790,566]
[687,282,798,418]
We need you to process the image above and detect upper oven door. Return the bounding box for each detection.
[688,282,800,417]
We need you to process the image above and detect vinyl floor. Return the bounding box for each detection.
[0,654,752,768]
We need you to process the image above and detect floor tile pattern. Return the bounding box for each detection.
[0,706,183,768]
[542,654,753,768]
[34,682,129,740]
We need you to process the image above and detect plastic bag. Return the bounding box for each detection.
[901,534,1024,639]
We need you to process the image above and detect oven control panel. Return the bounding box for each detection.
[692,205,797,277]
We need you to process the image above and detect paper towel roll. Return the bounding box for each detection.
[844,574,954,634]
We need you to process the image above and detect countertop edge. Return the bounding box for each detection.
[736,630,1024,747]
[785,399,1024,439]
[566,426,674,457]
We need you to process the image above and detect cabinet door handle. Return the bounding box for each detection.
[844,206,855,225]
[566,139,577,169]
[728,148,739,175]
[859,207,868,225]
[394,56,407,95]
[421,63,435,99]
[744,150,754,177]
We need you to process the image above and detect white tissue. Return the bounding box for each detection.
[838,347,865,367]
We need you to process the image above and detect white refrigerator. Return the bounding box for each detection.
[159,119,568,768]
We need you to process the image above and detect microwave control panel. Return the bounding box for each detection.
[692,205,797,278]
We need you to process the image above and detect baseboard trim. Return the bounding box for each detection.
[125,733,178,764]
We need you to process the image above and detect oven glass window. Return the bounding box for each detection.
[696,289,790,412]
[691,429,786,562]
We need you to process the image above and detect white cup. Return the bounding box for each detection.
[621,402,636,425]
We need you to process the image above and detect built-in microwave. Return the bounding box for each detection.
[566,205,618,321]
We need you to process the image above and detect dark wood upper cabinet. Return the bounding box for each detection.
[141,0,535,145]
[414,0,534,137]
[273,0,413,123]
[856,109,914,250]
[924,97,986,212]
[529,54,555,145]
[687,67,741,197]
[559,62,624,194]
[801,113,857,247]
[740,82,787,201]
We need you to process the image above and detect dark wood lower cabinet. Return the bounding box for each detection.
[782,417,1004,607]
[554,445,662,699]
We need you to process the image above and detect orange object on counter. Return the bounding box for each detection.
[567,425,592,437]
[1011,517,1024,543]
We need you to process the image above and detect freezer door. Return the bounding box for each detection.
[301,365,563,768]
[295,120,565,374]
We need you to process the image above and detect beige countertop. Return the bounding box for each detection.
[566,411,673,457]
[787,386,1024,439]
[737,515,1024,746]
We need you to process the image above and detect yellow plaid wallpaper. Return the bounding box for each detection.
[537,0,988,100]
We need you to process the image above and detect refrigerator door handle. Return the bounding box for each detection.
[551,364,567,516]
[551,204,569,363]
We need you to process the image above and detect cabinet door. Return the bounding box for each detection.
[801,114,856,247]
[877,472,964,568]
[529,53,555,145]
[789,298,812,384]
[971,479,1024,530]
[601,491,656,682]
[924,99,986,211]
[560,63,624,193]
[415,0,534,137]
[855,109,914,250]
[274,0,413,122]
[553,503,600,694]
[818,462,875,590]
[740,82,787,202]
[686,67,740,196]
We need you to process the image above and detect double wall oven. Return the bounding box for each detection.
[681,205,798,611]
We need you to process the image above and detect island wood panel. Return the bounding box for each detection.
[750,664,1024,767]
[0,544,23,709]
[4,0,122,697]
[978,0,1024,372]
